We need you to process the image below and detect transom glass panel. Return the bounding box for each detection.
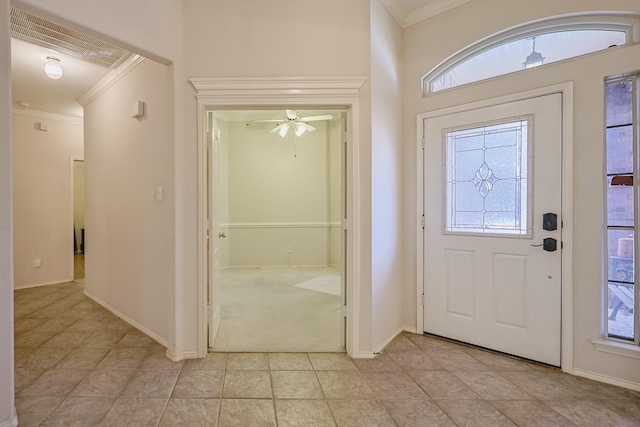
[445,119,530,235]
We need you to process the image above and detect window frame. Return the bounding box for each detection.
[604,73,640,346]
[423,13,640,96]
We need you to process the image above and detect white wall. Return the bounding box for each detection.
[183,0,376,354]
[370,0,404,348]
[83,58,173,345]
[12,111,83,288]
[221,119,340,267]
[73,160,84,253]
[0,1,15,424]
[403,0,640,386]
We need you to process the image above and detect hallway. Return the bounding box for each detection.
[13,280,640,426]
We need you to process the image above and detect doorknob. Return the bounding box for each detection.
[532,237,557,252]
[218,232,226,239]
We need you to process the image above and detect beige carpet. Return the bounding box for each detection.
[211,267,343,352]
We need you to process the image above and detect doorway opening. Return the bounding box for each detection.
[207,109,346,352]
[71,158,85,281]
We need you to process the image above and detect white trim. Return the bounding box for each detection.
[78,54,145,107]
[14,279,73,290]
[573,367,640,392]
[220,222,340,230]
[165,350,199,362]
[191,76,366,359]
[423,12,640,95]
[380,0,470,28]
[403,325,418,334]
[0,412,17,427]
[84,289,168,348]
[69,157,84,283]
[373,326,405,354]
[416,82,574,373]
[11,108,82,125]
[404,0,469,28]
[592,339,640,360]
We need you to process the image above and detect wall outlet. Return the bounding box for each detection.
[286,246,292,253]
[34,258,41,268]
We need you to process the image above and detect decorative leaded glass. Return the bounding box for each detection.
[445,120,530,235]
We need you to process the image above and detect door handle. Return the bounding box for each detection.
[218,232,226,239]
[531,237,557,252]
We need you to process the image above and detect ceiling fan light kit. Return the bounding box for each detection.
[256,109,333,138]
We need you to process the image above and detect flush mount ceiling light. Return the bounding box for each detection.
[44,56,63,79]
[255,110,333,138]
[523,36,545,69]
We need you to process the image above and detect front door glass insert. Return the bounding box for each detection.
[445,119,530,236]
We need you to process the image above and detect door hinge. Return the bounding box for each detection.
[422,136,425,149]
[422,215,425,228]
[341,305,347,317]
[342,131,348,144]
[342,219,348,230]
[421,294,425,306]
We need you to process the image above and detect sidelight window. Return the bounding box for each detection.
[604,75,639,344]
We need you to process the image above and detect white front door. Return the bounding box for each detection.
[208,113,222,346]
[423,93,563,366]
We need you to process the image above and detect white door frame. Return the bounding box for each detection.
[190,76,367,358]
[69,157,84,277]
[416,82,574,372]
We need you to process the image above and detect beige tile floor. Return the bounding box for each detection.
[13,279,640,426]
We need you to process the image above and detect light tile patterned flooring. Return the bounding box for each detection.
[14,279,640,426]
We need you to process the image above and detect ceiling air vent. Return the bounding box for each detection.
[10,8,130,69]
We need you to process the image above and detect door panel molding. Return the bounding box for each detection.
[416,82,574,371]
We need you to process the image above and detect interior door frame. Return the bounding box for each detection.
[69,156,84,279]
[416,82,574,372]
[191,76,367,358]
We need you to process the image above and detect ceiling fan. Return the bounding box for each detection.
[255,109,333,137]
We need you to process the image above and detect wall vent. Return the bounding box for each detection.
[10,8,129,69]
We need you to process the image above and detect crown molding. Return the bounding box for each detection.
[381,0,470,28]
[78,54,145,107]
[11,108,82,125]
[404,0,470,27]
[379,0,406,27]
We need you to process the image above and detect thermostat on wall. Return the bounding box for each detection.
[131,101,145,119]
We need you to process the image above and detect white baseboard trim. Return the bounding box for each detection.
[573,367,640,392]
[403,325,418,334]
[353,351,376,359]
[14,278,73,290]
[373,325,406,355]
[166,350,200,362]
[0,410,18,427]
[83,290,168,348]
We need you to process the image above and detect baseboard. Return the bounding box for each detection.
[353,351,376,359]
[0,409,18,427]
[373,325,406,354]
[83,290,168,348]
[403,324,418,334]
[165,350,199,362]
[14,278,73,290]
[573,367,640,392]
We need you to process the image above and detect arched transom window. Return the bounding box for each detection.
[423,13,640,95]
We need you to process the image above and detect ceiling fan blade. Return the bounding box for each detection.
[301,123,316,132]
[254,119,283,123]
[299,115,333,121]
[285,109,298,120]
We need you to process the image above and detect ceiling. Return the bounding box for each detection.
[10,0,468,119]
